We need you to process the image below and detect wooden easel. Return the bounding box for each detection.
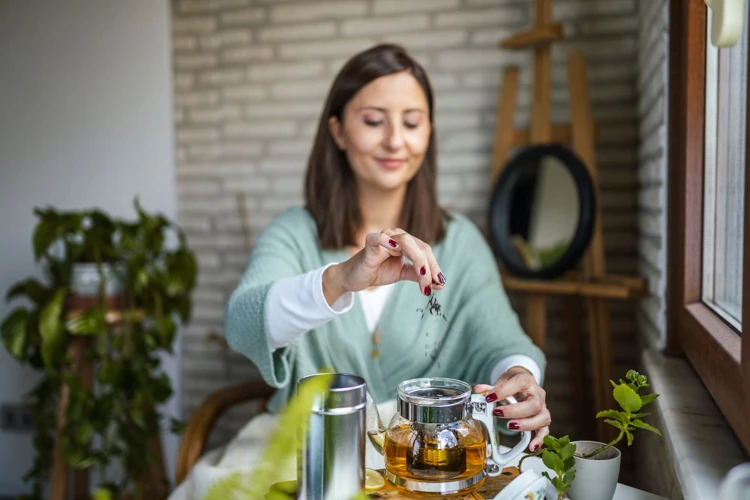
[489,0,647,441]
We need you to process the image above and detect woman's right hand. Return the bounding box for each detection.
[322,228,446,305]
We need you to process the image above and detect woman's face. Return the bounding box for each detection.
[329,70,432,193]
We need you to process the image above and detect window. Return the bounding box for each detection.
[667,0,750,452]
[702,7,747,331]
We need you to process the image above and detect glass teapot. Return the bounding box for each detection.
[366,377,530,495]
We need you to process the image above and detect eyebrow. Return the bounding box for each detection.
[356,106,426,114]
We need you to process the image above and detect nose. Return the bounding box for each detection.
[384,122,405,151]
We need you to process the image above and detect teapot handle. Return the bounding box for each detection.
[470,393,531,476]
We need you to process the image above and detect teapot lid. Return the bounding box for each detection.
[397,378,471,424]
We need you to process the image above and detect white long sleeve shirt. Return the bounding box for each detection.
[265,264,543,385]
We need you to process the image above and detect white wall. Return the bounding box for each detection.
[0,0,178,495]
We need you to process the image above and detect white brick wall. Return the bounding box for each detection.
[172,0,641,444]
[635,0,668,348]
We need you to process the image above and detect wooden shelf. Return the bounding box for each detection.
[501,273,648,300]
[499,23,564,50]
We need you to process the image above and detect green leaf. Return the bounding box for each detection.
[613,383,642,413]
[559,443,576,461]
[596,409,626,422]
[543,435,559,449]
[610,379,618,388]
[551,476,565,492]
[6,278,49,305]
[563,456,575,472]
[542,450,564,473]
[33,214,59,260]
[626,369,638,382]
[65,308,105,336]
[631,419,662,436]
[39,289,66,368]
[563,469,576,485]
[625,429,634,446]
[75,422,94,444]
[640,393,659,405]
[604,419,623,430]
[631,412,652,419]
[176,298,192,323]
[1,308,30,361]
[130,408,147,429]
[170,418,186,434]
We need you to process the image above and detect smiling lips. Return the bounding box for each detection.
[376,157,405,169]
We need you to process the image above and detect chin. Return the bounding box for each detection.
[369,171,414,192]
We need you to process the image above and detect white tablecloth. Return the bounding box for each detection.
[168,399,667,500]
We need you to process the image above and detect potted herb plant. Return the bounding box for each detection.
[519,370,662,500]
[0,199,197,499]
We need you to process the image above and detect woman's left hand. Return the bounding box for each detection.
[473,366,550,452]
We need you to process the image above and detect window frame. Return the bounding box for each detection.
[667,0,750,452]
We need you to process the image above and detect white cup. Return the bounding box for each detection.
[493,469,548,500]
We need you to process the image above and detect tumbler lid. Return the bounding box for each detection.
[297,373,367,415]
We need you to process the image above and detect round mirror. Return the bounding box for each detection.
[487,144,596,279]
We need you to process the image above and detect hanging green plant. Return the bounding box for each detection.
[1,198,197,499]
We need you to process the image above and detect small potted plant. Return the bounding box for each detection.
[519,369,661,500]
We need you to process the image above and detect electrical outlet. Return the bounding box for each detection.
[0,403,33,433]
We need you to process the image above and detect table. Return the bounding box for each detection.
[368,454,669,500]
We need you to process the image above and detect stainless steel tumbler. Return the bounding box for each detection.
[297,373,366,500]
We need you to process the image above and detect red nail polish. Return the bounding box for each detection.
[485,393,497,403]
[438,272,446,284]
[423,286,431,296]
[420,266,426,276]
[509,422,519,430]
[389,239,398,248]
[493,408,504,417]
[533,444,540,452]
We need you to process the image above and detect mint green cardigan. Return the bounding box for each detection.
[224,207,546,413]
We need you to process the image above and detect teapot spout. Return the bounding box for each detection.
[365,391,386,456]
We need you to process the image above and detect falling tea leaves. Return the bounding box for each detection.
[417,295,448,322]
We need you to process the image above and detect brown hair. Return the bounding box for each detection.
[304,43,446,249]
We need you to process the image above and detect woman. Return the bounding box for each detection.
[224,43,550,451]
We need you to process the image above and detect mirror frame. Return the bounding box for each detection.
[487,144,597,279]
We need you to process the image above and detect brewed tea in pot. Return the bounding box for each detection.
[367,377,530,495]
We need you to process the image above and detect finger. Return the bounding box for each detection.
[473,384,494,396]
[491,395,543,420]
[420,244,446,290]
[506,406,551,432]
[389,232,431,295]
[400,261,444,291]
[484,375,532,403]
[529,425,549,452]
[366,232,402,257]
[413,237,446,287]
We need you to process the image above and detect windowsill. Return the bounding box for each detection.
[640,348,748,499]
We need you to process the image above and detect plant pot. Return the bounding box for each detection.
[567,441,621,500]
[71,262,123,297]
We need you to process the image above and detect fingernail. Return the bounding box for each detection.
[493,408,504,417]
[509,422,519,430]
[423,286,431,296]
[389,239,398,248]
[438,272,446,284]
[485,393,497,403]
[533,444,539,452]
[420,266,426,276]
